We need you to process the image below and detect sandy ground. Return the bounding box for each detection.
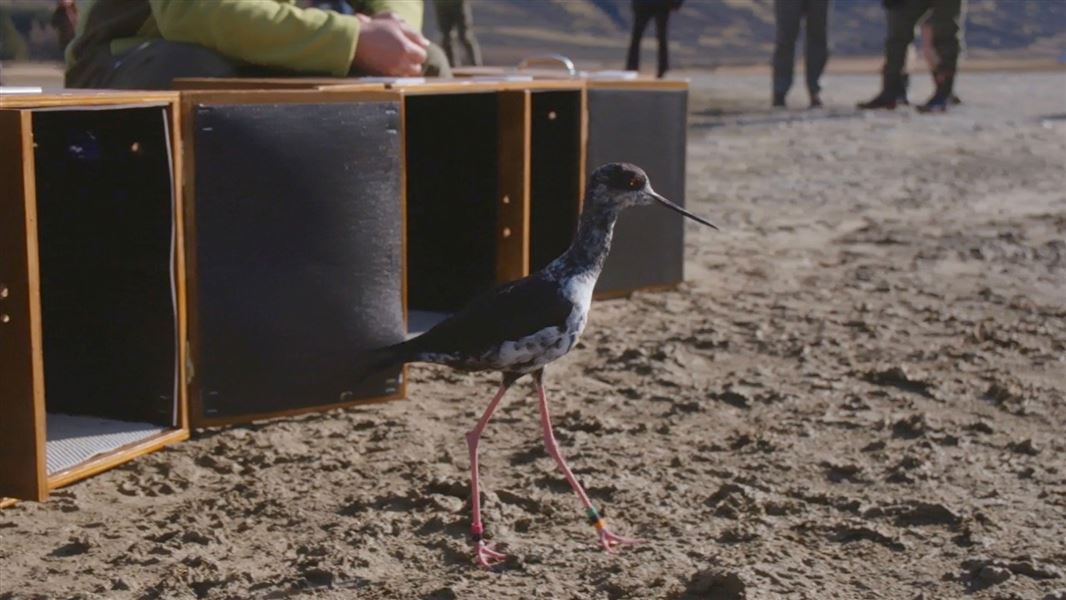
[2,70,1065,600]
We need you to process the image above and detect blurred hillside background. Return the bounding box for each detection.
[1,0,1064,68]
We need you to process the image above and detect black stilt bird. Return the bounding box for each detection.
[363,162,717,567]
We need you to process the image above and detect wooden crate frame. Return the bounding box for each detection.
[0,91,189,502]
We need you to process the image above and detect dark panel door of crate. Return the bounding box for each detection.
[586,85,688,296]
[187,95,406,426]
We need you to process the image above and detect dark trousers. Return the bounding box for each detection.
[625,3,670,78]
[67,40,245,89]
[884,0,964,79]
[772,0,829,97]
[66,39,451,89]
[435,0,481,67]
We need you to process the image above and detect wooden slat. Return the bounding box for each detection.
[585,79,689,91]
[179,93,205,430]
[0,90,179,109]
[497,90,531,282]
[578,86,589,212]
[397,91,410,403]
[47,429,189,489]
[165,100,190,433]
[191,392,406,429]
[172,77,384,91]
[180,89,399,107]
[0,110,48,501]
[175,77,586,95]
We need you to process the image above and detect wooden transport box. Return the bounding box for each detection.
[179,90,408,427]
[1,89,410,502]
[0,91,189,501]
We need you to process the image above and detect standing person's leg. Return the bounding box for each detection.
[653,7,670,78]
[858,0,929,109]
[884,0,929,88]
[456,0,482,67]
[626,3,653,72]
[435,0,457,67]
[805,0,830,107]
[917,0,964,111]
[772,0,803,106]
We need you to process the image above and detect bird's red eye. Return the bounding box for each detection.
[628,176,643,190]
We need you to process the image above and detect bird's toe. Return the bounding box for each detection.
[599,528,644,553]
[474,542,508,569]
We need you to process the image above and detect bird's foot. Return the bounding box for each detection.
[470,525,506,568]
[586,508,643,552]
[598,526,644,552]
[473,540,507,568]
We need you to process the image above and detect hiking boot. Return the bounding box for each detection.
[858,72,906,110]
[772,92,787,108]
[916,92,949,113]
[917,70,955,114]
[897,73,910,105]
[809,93,823,109]
[857,89,899,110]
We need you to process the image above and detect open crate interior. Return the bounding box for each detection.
[404,91,501,332]
[31,105,179,476]
[529,90,583,271]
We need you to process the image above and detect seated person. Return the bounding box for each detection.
[66,0,450,89]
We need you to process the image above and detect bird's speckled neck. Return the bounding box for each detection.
[546,197,622,281]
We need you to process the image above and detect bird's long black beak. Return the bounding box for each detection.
[649,190,719,230]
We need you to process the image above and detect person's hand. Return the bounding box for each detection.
[351,18,429,76]
[372,10,404,23]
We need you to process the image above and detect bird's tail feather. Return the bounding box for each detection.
[353,340,415,384]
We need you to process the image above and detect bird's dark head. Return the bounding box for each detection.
[588,163,717,229]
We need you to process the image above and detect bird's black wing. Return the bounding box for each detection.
[407,273,574,360]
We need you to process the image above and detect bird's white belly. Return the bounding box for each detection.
[491,306,587,373]
[471,272,597,373]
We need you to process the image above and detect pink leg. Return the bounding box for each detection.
[466,380,512,568]
[533,371,643,552]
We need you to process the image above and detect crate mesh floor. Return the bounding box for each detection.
[46,414,168,475]
[408,310,449,338]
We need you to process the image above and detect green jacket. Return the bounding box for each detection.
[66,0,423,79]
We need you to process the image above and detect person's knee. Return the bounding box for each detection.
[154,42,240,76]
[421,42,452,78]
[109,40,241,89]
[886,28,915,46]
[930,21,960,47]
